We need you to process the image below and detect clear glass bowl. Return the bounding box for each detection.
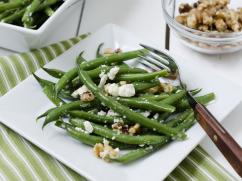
[162,0,242,54]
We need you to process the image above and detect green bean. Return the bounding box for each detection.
[56,50,146,94]
[42,67,65,79]
[33,74,64,106]
[140,93,169,101]
[190,88,202,96]
[89,66,147,77]
[158,112,172,122]
[78,68,186,139]
[96,43,104,58]
[113,144,164,163]
[56,54,147,93]
[71,65,147,87]
[70,118,166,145]
[38,0,60,9]
[177,93,215,109]
[69,110,118,124]
[79,49,147,71]
[116,97,175,113]
[22,0,43,28]
[58,90,78,101]
[114,112,195,163]
[165,110,193,127]
[1,7,25,23]
[55,67,78,94]
[196,93,215,105]
[116,70,169,82]
[76,51,86,65]
[43,100,96,128]
[36,107,55,121]
[1,0,62,27]
[133,80,160,92]
[0,0,28,12]
[0,9,15,20]
[55,121,135,149]
[160,90,186,105]
[44,6,54,16]
[56,121,102,146]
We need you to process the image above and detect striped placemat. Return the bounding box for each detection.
[0,36,237,181]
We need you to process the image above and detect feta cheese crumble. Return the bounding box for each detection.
[104,83,119,97]
[153,113,159,119]
[118,84,136,97]
[107,66,120,80]
[71,85,89,98]
[98,72,108,88]
[97,110,106,116]
[83,121,93,134]
[140,111,151,117]
[107,109,119,116]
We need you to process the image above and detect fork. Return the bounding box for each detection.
[140,44,242,178]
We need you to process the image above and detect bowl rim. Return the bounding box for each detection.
[0,0,81,35]
[161,0,242,42]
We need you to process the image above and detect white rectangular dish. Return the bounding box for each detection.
[0,24,241,181]
[0,0,84,52]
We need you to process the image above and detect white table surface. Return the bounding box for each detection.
[0,0,241,180]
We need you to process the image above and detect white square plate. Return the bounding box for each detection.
[0,24,241,181]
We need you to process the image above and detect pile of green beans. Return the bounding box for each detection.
[0,0,63,29]
[35,45,215,163]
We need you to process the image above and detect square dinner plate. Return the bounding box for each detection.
[0,24,241,181]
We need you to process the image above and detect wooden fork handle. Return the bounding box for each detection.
[195,103,242,177]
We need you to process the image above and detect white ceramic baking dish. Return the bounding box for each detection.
[0,0,84,52]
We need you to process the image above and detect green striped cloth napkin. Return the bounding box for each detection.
[0,36,237,181]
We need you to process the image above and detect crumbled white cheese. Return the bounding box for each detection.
[113,118,123,123]
[104,83,119,97]
[107,109,119,116]
[103,138,109,146]
[98,110,106,116]
[107,66,120,80]
[83,121,93,134]
[141,111,151,117]
[118,84,135,97]
[71,85,89,98]
[98,72,108,88]
[99,71,106,78]
[153,113,159,119]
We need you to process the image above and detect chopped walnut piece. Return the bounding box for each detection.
[147,86,160,94]
[175,13,188,25]
[112,122,129,134]
[128,123,140,135]
[179,3,192,14]
[93,143,104,158]
[202,12,213,26]
[187,13,198,29]
[215,18,227,32]
[112,122,123,131]
[176,0,242,32]
[160,83,173,93]
[93,140,120,162]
